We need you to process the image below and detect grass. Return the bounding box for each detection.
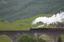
[0,14,49,30]
[0,35,11,42]
[0,14,63,30]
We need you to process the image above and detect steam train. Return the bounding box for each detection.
[30,28,64,30]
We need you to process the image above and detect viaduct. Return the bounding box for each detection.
[0,30,64,42]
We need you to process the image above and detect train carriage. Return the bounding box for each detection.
[30,27,64,31]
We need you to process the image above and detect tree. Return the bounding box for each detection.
[36,38,46,42]
[57,36,62,42]
[18,34,36,42]
[56,22,64,27]
[18,34,46,42]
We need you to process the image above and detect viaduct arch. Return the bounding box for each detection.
[0,30,64,42]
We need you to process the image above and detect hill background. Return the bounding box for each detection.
[0,0,64,22]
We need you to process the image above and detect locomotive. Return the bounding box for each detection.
[30,27,64,30]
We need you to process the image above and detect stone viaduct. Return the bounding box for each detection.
[0,30,64,42]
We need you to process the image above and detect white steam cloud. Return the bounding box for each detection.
[32,12,64,25]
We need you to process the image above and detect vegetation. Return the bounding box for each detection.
[39,34,52,42]
[59,34,64,42]
[18,34,36,42]
[18,34,46,42]
[0,14,64,30]
[36,38,46,42]
[0,18,9,23]
[0,35,11,42]
[57,36,62,42]
[0,14,49,30]
[56,22,64,27]
[0,0,64,22]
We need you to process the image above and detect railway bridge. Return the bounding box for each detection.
[0,30,64,42]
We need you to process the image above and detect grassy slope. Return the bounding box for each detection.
[0,35,11,42]
[0,0,64,22]
[0,18,11,30]
[0,14,44,30]
[9,14,49,30]
[0,14,63,30]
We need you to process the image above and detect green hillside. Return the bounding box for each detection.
[0,0,64,22]
[0,18,9,23]
[0,14,63,30]
[0,14,49,30]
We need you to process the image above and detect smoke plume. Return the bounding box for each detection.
[32,12,64,25]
